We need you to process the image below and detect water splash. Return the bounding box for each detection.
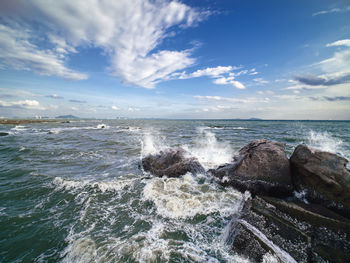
[140,131,169,157]
[307,130,343,155]
[185,128,233,170]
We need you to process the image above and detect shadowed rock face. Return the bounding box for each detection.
[142,148,205,177]
[290,144,350,216]
[231,196,350,263]
[209,139,293,197]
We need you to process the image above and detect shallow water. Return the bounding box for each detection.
[1,120,349,262]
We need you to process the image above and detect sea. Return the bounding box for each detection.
[1,120,349,263]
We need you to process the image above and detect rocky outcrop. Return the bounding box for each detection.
[142,148,205,177]
[290,144,350,216]
[209,140,293,197]
[231,196,350,263]
[0,132,9,136]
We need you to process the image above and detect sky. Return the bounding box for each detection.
[0,0,349,120]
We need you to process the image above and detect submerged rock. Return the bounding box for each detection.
[290,144,350,216]
[142,148,205,177]
[231,196,350,262]
[0,132,9,136]
[210,139,293,197]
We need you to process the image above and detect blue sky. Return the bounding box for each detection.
[0,0,349,119]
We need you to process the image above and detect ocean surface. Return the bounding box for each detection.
[1,120,349,263]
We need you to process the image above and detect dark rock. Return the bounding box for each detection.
[209,139,293,197]
[290,144,350,216]
[231,196,350,262]
[0,132,9,136]
[142,148,205,177]
[232,222,271,262]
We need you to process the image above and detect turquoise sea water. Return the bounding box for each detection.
[1,120,349,262]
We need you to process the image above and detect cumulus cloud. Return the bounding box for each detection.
[326,39,350,47]
[0,99,44,109]
[0,24,87,80]
[111,105,119,110]
[0,0,208,88]
[181,66,237,78]
[295,39,350,87]
[176,65,247,89]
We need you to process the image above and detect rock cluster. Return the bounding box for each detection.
[141,140,350,262]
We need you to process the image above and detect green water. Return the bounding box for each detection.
[1,120,349,262]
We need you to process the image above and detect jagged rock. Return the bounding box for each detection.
[0,132,9,136]
[209,139,293,197]
[142,148,205,177]
[231,196,350,262]
[290,144,350,216]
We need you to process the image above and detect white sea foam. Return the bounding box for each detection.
[128,126,141,132]
[52,176,135,193]
[96,124,109,129]
[143,173,242,219]
[262,252,280,263]
[307,130,343,155]
[185,128,233,169]
[62,237,97,263]
[11,125,27,131]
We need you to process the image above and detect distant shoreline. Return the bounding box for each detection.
[0,119,349,125]
[0,119,66,125]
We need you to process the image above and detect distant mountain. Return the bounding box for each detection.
[229,117,262,121]
[55,115,79,119]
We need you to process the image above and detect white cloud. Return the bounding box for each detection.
[183,66,237,78]
[295,39,350,87]
[111,105,119,110]
[0,24,87,80]
[257,90,274,95]
[326,39,350,47]
[213,77,246,89]
[0,0,207,88]
[253,78,269,85]
[194,95,269,104]
[0,99,45,109]
[177,65,247,89]
[312,6,350,16]
[128,107,140,112]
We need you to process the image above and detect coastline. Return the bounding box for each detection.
[0,119,67,125]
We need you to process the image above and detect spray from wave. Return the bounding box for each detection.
[307,131,343,155]
[185,128,233,170]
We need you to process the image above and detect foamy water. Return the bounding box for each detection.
[1,119,349,262]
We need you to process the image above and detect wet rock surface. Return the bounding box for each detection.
[210,139,293,197]
[140,141,350,262]
[142,148,205,177]
[231,196,350,263]
[0,132,9,136]
[290,144,350,217]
